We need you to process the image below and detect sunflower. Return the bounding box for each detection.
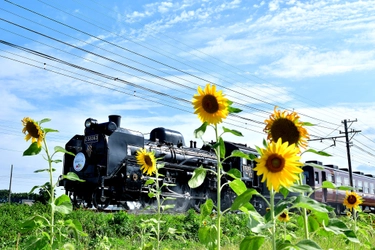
[254,138,303,192]
[343,191,363,211]
[192,83,229,125]
[264,107,309,150]
[22,117,44,148]
[278,211,290,222]
[136,148,157,176]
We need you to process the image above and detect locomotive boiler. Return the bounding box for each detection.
[59,115,261,212]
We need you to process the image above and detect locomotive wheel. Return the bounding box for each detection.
[92,188,111,210]
[172,183,192,213]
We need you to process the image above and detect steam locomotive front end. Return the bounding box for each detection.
[60,115,144,208]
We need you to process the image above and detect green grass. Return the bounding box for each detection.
[1,203,375,249]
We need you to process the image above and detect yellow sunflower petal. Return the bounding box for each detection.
[192,83,229,125]
[254,138,303,192]
[264,107,310,151]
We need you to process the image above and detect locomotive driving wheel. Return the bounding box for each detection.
[92,188,111,210]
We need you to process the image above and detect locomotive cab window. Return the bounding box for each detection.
[314,172,320,184]
[303,171,310,185]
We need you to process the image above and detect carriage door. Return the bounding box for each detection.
[322,171,327,203]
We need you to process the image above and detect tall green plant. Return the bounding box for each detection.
[135,148,182,250]
[189,83,242,250]
[21,117,86,249]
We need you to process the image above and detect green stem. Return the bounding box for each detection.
[43,138,55,248]
[156,170,160,250]
[302,208,309,239]
[215,125,221,250]
[352,209,357,250]
[270,188,276,250]
[298,173,309,240]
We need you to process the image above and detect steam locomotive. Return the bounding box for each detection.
[59,115,375,214]
[59,115,261,212]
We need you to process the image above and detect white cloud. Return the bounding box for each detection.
[260,49,375,78]
[268,0,280,11]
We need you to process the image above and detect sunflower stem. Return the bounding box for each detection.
[298,174,310,240]
[270,188,276,250]
[43,137,55,247]
[156,169,161,250]
[214,125,221,250]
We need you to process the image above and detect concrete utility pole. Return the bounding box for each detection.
[8,164,13,204]
[340,119,361,188]
[309,119,361,188]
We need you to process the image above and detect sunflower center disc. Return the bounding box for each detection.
[271,118,300,145]
[266,154,284,173]
[26,122,40,138]
[144,155,152,166]
[202,95,219,114]
[348,195,357,204]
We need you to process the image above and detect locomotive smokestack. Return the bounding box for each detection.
[109,115,121,127]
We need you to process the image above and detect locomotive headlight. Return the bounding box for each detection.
[85,118,97,128]
[73,152,86,172]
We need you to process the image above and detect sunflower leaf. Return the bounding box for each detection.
[222,127,243,137]
[304,149,332,157]
[226,168,242,179]
[188,166,207,188]
[194,122,208,138]
[229,179,247,195]
[144,179,155,186]
[230,150,253,160]
[301,122,315,126]
[54,146,74,156]
[231,188,259,211]
[39,118,51,124]
[28,185,41,194]
[23,142,42,156]
[63,172,85,182]
[228,106,242,114]
[240,236,265,250]
[44,128,59,134]
[322,181,336,189]
[262,139,268,148]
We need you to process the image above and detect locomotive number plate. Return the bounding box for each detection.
[84,134,99,143]
[243,165,253,178]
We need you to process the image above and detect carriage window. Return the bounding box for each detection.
[357,181,363,192]
[370,183,375,194]
[344,177,349,186]
[326,173,332,182]
[364,182,369,193]
[314,172,320,184]
[331,174,335,183]
[336,176,342,186]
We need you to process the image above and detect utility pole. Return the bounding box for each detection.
[309,119,361,188]
[340,119,361,188]
[8,164,13,204]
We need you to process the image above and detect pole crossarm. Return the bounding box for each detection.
[307,119,361,190]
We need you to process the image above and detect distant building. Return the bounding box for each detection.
[21,199,34,206]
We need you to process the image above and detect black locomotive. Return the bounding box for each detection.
[59,115,261,212]
[59,115,375,214]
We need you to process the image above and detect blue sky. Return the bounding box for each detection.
[1,0,375,195]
